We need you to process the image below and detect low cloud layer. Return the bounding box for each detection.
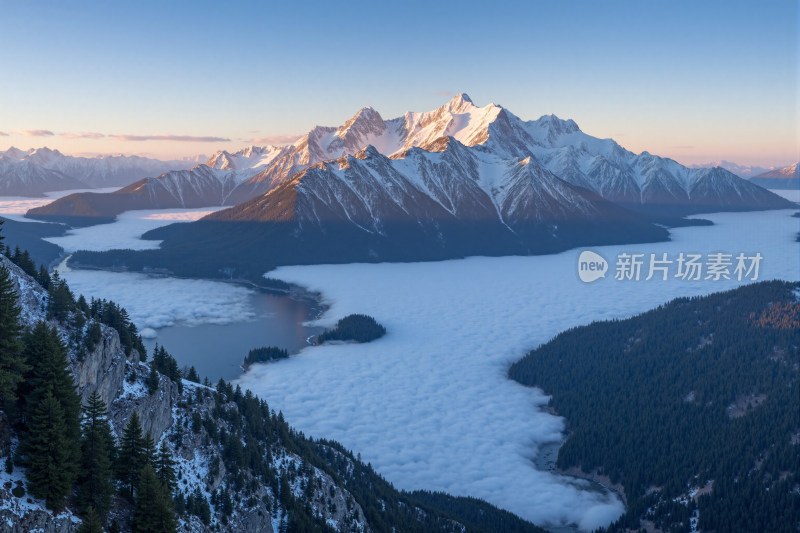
[108,134,230,143]
[59,266,256,330]
[49,206,251,330]
[235,209,799,531]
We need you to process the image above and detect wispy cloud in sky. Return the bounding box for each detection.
[15,129,54,137]
[108,134,230,143]
[432,91,453,96]
[62,131,105,139]
[249,134,301,145]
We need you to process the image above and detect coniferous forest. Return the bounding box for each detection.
[242,346,290,370]
[316,314,386,344]
[510,280,800,533]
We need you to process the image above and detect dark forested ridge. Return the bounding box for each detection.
[510,280,800,533]
[0,217,66,267]
[316,314,386,344]
[68,212,671,281]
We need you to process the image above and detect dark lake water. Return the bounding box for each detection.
[143,289,324,383]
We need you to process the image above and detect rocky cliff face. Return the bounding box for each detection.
[109,361,178,442]
[0,504,79,533]
[71,327,135,407]
[2,255,175,441]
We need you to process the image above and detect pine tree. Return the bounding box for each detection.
[19,322,81,503]
[37,265,51,290]
[143,431,157,466]
[77,391,115,516]
[46,273,75,321]
[20,322,81,436]
[0,264,28,408]
[24,392,74,510]
[133,463,177,533]
[186,366,200,383]
[146,364,160,394]
[117,412,146,499]
[77,506,103,533]
[156,441,178,495]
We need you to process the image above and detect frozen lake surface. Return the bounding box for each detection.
[234,209,800,531]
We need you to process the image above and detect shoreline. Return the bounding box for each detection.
[530,417,628,532]
[554,466,628,508]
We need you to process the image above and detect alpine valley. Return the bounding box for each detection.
[30,94,791,278]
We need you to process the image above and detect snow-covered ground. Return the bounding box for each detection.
[232,209,800,532]
[44,207,227,252]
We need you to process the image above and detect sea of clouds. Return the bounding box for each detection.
[1,189,797,531]
[57,264,257,330]
[0,196,252,331]
[33,204,255,331]
[234,209,800,531]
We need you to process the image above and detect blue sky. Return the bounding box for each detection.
[1,0,796,166]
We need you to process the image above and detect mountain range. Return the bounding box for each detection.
[0,147,194,196]
[30,94,791,224]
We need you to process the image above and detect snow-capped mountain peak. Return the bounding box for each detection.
[444,92,476,113]
[2,146,29,160]
[205,145,287,171]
